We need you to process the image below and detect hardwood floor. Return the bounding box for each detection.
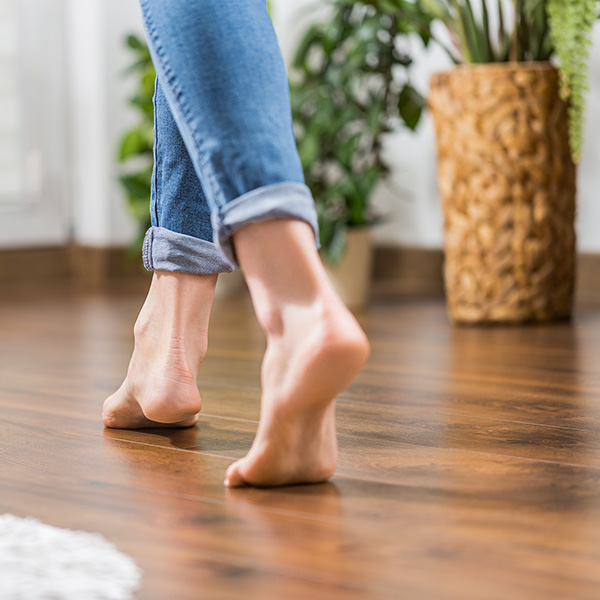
[2,283,600,599]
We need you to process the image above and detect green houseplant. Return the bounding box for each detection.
[290,0,432,306]
[421,0,598,324]
[290,0,432,264]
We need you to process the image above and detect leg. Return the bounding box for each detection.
[102,271,217,428]
[103,81,231,429]
[106,0,321,433]
[136,0,318,265]
[225,220,370,487]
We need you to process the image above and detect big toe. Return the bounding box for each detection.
[224,460,250,488]
[102,388,130,428]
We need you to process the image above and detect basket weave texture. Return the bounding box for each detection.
[429,63,576,324]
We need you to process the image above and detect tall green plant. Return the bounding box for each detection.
[290,0,432,263]
[419,0,552,62]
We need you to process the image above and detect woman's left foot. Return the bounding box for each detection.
[102,271,217,429]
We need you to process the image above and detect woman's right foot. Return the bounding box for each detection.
[102,271,217,429]
[225,219,370,487]
[225,297,369,487]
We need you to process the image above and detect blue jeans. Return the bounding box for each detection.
[138,0,319,274]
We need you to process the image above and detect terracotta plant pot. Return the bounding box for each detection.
[429,63,576,324]
[323,227,374,310]
[214,269,245,299]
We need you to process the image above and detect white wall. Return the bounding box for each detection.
[576,25,600,253]
[68,0,600,252]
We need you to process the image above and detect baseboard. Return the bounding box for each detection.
[1,244,599,306]
[0,247,72,284]
[0,245,147,291]
[68,246,147,288]
[373,245,600,307]
[576,254,600,306]
[372,246,445,298]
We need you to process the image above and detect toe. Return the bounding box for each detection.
[102,409,118,429]
[102,392,126,428]
[224,461,249,488]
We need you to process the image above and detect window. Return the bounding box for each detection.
[0,0,68,248]
[0,0,24,202]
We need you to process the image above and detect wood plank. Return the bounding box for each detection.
[5,376,600,471]
[3,398,600,523]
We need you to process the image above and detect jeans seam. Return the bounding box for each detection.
[152,78,160,226]
[142,227,153,270]
[140,0,226,218]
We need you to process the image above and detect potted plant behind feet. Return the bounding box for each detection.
[422,0,598,324]
[290,0,433,309]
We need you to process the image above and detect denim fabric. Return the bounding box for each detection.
[147,79,233,273]
[138,0,319,272]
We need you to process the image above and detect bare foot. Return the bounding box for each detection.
[102,271,217,429]
[224,220,370,487]
[225,302,369,487]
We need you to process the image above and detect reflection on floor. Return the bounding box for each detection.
[1,283,600,599]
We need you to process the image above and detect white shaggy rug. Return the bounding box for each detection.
[0,514,142,600]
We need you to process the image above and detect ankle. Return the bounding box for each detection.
[141,270,217,327]
[133,318,209,368]
[133,270,215,354]
[251,293,324,338]
[252,300,285,337]
[256,294,368,353]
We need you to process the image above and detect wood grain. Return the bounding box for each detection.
[2,286,600,598]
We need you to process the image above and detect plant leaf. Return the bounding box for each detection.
[325,222,347,265]
[481,0,494,61]
[119,173,151,200]
[398,84,424,130]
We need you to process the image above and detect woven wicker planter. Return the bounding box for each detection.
[429,63,576,324]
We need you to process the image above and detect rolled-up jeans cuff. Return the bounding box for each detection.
[142,226,234,274]
[216,182,320,267]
